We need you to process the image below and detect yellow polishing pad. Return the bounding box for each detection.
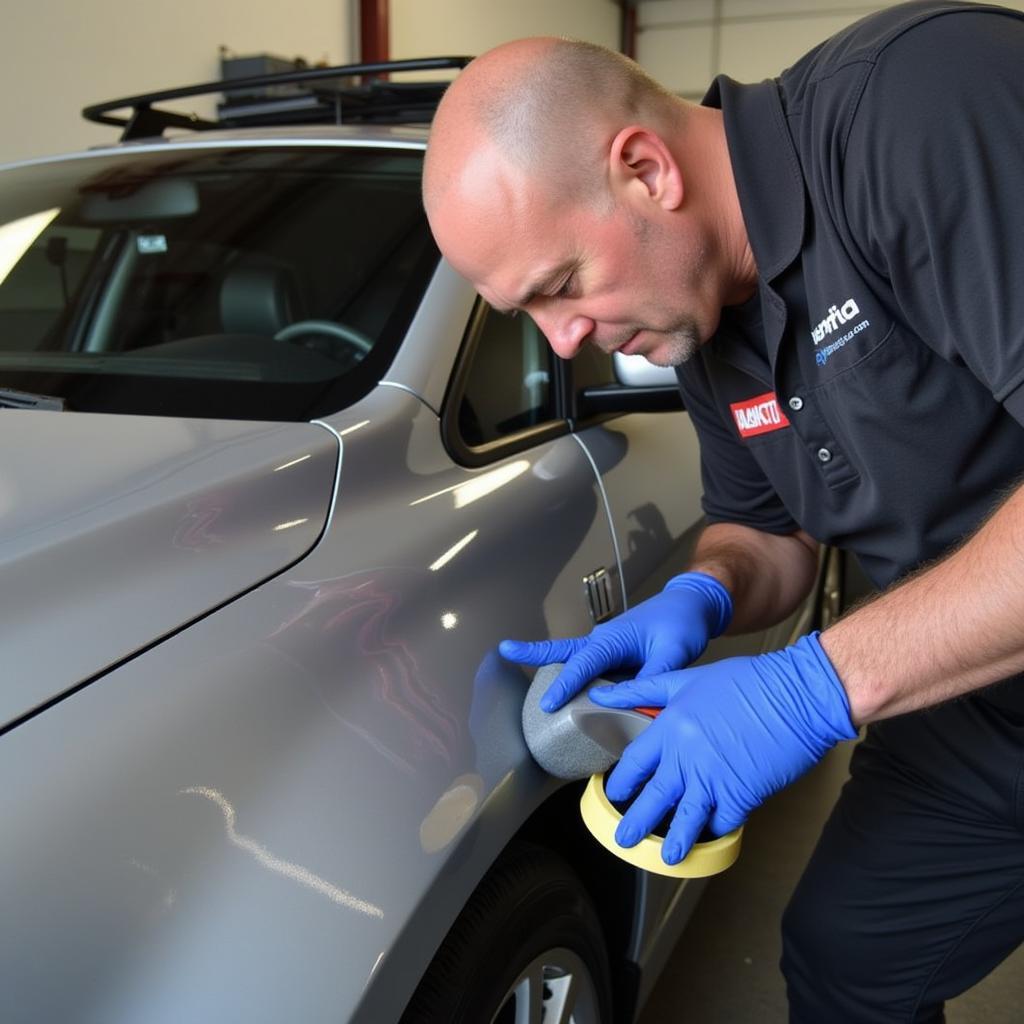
[579,772,742,878]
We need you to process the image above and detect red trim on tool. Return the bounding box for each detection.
[636,707,661,719]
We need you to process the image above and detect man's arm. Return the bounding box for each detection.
[690,522,820,633]
[499,520,819,709]
[822,480,1024,724]
[591,482,1024,863]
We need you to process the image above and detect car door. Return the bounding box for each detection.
[569,345,704,607]
[439,300,626,635]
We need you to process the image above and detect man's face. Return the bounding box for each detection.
[427,151,723,367]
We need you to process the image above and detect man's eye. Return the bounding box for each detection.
[554,274,575,298]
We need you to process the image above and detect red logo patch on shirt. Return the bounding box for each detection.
[730,392,791,438]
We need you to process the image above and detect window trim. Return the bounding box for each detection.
[441,298,568,468]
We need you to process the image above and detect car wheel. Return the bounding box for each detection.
[400,840,614,1024]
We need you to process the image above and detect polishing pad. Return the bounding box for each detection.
[580,773,743,878]
[521,662,742,877]
[521,663,653,780]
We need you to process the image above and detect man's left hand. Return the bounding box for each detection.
[590,632,858,864]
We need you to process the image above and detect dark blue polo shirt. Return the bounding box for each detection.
[678,1,1024,591]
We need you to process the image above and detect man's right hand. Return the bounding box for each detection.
[499,571,733,711]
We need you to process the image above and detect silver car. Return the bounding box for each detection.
[0,61,832,1023]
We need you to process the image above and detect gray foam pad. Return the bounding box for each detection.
[522,663,651,780]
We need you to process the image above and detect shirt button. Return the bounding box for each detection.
[788,396,804,412]
[817,447,833,463]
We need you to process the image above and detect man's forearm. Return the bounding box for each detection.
[820,481,1024,725]
[690,522,819,633]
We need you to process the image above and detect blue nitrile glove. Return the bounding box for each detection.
[499,572,733,712]
[589,632,857,864]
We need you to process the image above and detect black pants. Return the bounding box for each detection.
[781,690,1024,1023]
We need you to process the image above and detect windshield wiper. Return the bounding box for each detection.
[0,388,65,411]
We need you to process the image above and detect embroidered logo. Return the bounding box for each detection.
[811,298,861,344]
[811,296,871,367]
[730,392,790,438]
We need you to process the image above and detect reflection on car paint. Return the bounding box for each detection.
[409,459,531,509]
[418,772,484,854]
[335,420,371,437]
[174,497,228,551]
[273,454,313,472]
[272,573,465,769]
[428,530,478,571]
[180,786,384,918]
[273,518,310,532]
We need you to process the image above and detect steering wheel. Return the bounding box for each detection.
[274,319,374,357]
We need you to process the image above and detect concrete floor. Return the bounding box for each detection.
[636,741,1024,1023]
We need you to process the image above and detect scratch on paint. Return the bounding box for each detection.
[181,786,384,919]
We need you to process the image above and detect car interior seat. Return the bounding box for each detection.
[219,265,302,338]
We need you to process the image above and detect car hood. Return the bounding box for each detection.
[0,411,338,730]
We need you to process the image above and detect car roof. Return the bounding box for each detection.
[0,123,429,172]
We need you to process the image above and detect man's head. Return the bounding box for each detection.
[424,37,755,366]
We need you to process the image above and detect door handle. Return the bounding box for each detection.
[583,568,615,623]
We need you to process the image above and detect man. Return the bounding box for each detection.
[424,2,1024,1019]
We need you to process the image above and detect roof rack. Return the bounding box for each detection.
[82,56,473,142]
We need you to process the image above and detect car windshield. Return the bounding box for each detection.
[0,144,437,420]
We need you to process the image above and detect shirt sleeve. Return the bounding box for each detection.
[842,7,1024,425]
[676,358,800,536]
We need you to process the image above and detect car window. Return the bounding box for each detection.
[457,307,557,447]
[0,146,438,421]
[570,344,616,392]
[0,224,103,351]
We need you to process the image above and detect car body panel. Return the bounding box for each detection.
[575,412,704,603]
[0,384,630,1023]
[380,261,476,415]
[0,410,337,728]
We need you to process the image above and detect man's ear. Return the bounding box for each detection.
[609,126,683,210]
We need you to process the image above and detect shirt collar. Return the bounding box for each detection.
[702,75,805,282]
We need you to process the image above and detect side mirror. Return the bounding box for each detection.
[612,352,679,388]
[577,352,684,416]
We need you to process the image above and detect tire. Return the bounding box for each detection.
[400,840,615,1024]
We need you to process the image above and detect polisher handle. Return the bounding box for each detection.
[522,663,656,780]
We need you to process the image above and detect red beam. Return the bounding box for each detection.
[620,1,637,59]
[360,0,390,64]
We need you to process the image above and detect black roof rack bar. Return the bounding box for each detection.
[82,56,472,139]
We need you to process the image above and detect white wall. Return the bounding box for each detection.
[636,0,1024,96]
[392,0,621,59]
[2,0,353,164]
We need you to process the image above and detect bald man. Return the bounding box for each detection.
[426,3,1024,1021]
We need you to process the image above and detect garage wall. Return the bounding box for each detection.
[8,1,1023,164]
[391,0,621,58]
[4,0,617,166]
[1,0,352,164]
[635,0,1024,96]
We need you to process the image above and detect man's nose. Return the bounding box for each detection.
[531,308,594,360]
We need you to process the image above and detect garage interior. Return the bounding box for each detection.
[5,2,1024,1022]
